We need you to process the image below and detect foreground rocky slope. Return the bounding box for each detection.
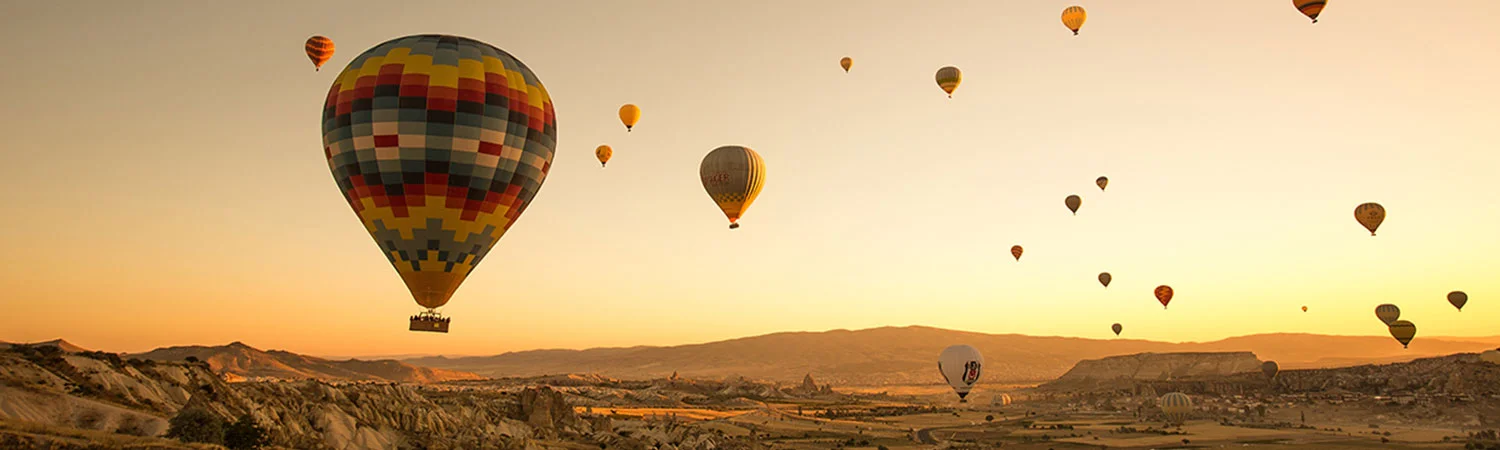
[130,341,482,384]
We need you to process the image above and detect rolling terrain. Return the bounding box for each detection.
[128,341,482,384]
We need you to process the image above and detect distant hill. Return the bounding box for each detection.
[405,326,1500,385]
[130,341,482,384]
[0,339,90,353]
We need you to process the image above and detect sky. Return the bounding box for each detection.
[1,1,1498,358]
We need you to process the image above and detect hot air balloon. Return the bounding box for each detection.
[322,34,557,333]
[938,345,984,402]
[994,393,1013,406]
[1294,0,1326,23]
[1111,323,1123,336]
[1096,176,1108,191]
[1354,203,1385,236]
[1159,393,1193,425]
[1302,306,1308,312]
[1375,304,1400,325]
[596,145,613,168]
[619,104,641,132]
[1448,291,1468,311]
[1261,361,1279,380]
[1061,6,1087,35]
[700,146,766,229]
[305,35,335,71]
[935,66,962,98]
[1099,272,1112,288]
[840,57,852,72]
[1155,285,1173,309]
[1011,245,1023,261]
[1388,320,1416,348]
[1481,349,1500,364]
[1065,195,1081,215]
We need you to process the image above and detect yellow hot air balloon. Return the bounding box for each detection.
[1061,6,1087,35]
[596,145,613,168]
[1096,176,1108,191]
[619,104,641,132]
[1160,393,1193,425]
[1388,320,1416,348]
[700,146,766,229]
[1065,195,1082,215]
[840,57,852,72]
[1010,245,1023,261]
[1354,202,1384,236]
[935,66,962,98]
[1294,0,1326,23]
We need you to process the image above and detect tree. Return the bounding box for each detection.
[224,414,269,450]
[167,407,224,445]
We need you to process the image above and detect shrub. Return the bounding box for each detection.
[224,414,269,450]
[167,407,224,445]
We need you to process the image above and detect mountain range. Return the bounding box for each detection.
[126,341,482,384]
[404,326,1500,385]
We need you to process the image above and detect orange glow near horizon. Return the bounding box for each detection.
[1,1,1497,357]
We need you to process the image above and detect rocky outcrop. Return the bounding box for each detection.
[1043,352,1263,391]
[130,341,482,384]
[518,386,580,431]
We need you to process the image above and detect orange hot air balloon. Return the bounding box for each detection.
[840,57,853,72]
[1155,285,1174,309]
[1011,245,1023,261]
[305,35,335,71]
[596,145,613,168]
[1301,306,1308,312]
[1294,0,1326,24]
[1354,203,1385,236]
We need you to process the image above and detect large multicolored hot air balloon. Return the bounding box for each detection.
[596,145,613,168]
[1098,272,1112,288]
[938,344,984,402]
[935,66,962,98]
[1261,361,1279,380]
[1155,285,1174,309]
[700,146,766,229]
[1160,393,1193,425]
[321,34,556,333]
[619,104,641,132]
[1061,6,1087,35]
[1354,203,1385,236]
[1375,304,1400,325]
[1294,0,1326,23]
[1011,245,1023,261]
[1065,195,1081,215]
[1448,291,1468,311]
[1389,320,1416,348]
[305,35,335,71]
[840,57,852,72]
[1096,176,1108,191]
[1111,323,1123,336]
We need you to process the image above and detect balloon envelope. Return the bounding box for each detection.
[305,36,335,71]
[596,145,613,167]
[700,146,766,229]
[1388,320,1417,348]
[1065,195,1082,214]
[1448,291,1468,311]
[1098,272,1112,287]
[1261,361,1279,379]
[1375,304,1400,325]
[1294,0,1326,23]
[840,57,852,72]
[322,34,556,312]
[1111,323,1122,336]
[619,104,641,131]
[1096,176,1108,191]
[1354,203,1385,236]
[935,66,962,98]
[1155,285,1174,309]
[1160,393,1193,424]
[1302,306,1308,312]
[938,344,984,401]
[1010,245,1023,261]
[1061,6,1087,35]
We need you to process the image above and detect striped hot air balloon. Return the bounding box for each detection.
[1375,304,1400,325]
[935,66,962,98]
[1294,0,1326,23]
[700,146,766,229]
[1160,393,1193,425]
[1061,6,1087,35]
[305,35,335,71]
[1389,320,1417,348]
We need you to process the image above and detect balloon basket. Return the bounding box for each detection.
[410,312,450,333]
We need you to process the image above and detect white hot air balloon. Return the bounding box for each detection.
[938,344,984,402]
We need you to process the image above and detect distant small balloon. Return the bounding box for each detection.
[1448,291,1467,311]
[840,57,853,72]
[935,66,962,98]
[1155,285,1173,309]
[305,36,335,71]
[1293,0,1326,24]
[619,104,641,132]
[1375,304,1400,325]
[1098,272,1112,288]
[1011,245,1023,261]
[1160,393,1193,425]
[1065,195,1082,215]
[1061,6,1088,35]
[1301,306,1308,312]
[1096,176,1108,191]
[1111,323,1123,336]
[595,145,613,168]
[1388,320,1416,349]
[1261,361,1279,380]
[1354,203,1385,236]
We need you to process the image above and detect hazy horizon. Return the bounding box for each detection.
[2,1,1497,357]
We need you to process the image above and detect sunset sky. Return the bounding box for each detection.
[2,1,1497,358]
